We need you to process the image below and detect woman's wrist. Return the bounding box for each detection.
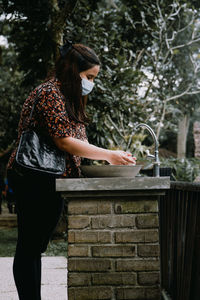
[104,150,114,164]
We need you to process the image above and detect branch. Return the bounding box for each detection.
[107,114,125,139]
[156,0,165,24]
[171,36,200,51]
[162,47,173,65]
[156,101,166,139]
[189,53,200,73]
[133,48,145,67]
[177,14,195,34]
[63,0,79,18]
[165,85,200,102]
[156,0,165,43]
[104,122,119,146]
[124,11,140,30]
[169,5,181,18]
[119,111,125,135]
[187,90,200,95]
[166,31,175,46]
[143,50,162,99]
[107,0,119,10]
[144,103,160,124]
[165,85,191,102]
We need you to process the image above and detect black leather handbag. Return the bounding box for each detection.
[15,96,66,176]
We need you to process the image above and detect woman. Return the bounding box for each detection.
[7,42,136,300]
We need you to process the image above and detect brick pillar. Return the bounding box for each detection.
[67,196,160,300]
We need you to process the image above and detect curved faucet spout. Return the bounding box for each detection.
[135,123,160,177]
[135,123,159,149]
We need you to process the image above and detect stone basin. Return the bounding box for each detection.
[80,164,142,178]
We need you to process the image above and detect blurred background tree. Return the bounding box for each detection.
[0,0,200,178]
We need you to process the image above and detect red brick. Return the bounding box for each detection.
[68,200,112,215]
[116,259,160,271]
[91,215,135,229]
[68,273,91,287]
[115,200,158,214]
[92,246,135,257]
[116,287,160,299]
[68,258,111,272]
[138,245,160,257]
[68,287,112,300]
[68,245,89,257]
[136,215,159,229]
[92,272,136,285]
[115,230,159,243]
[138,272,160,285]
[68,216,90,229]
[68,231,111,243]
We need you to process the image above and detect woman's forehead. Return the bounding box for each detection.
[85,65,100,76]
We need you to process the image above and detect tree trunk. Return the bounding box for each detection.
[177,114,190,158]
[48,0,79,65]
[193,121,200,158]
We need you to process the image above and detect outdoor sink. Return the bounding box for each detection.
[56,171,170,300]
[80,164,142,178]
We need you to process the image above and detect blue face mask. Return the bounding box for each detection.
[81,78,94,96]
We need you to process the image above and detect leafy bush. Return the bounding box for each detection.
[44,240,67,257]
[161,157,200,182]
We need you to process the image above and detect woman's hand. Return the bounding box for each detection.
[106,150,136,165]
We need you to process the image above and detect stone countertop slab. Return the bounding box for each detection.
[56,176,170,192]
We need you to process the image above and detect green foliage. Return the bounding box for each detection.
[2,0,79,85]
[45,240,67,257]
[1,0,200,163]
[0,228,17,256]
[161,157,200,182]
[65,0,200,150]
[0,227,67,257]
[2,0,53,85]
[0,43,28,153]
[64,0,158,149]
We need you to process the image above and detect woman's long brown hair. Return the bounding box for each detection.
[55,44,100,123]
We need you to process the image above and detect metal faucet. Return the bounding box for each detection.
[135,123,160,177]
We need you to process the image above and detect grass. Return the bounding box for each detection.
[0,227,18,256]
[0,227,67,257]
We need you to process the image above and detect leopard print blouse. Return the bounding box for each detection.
[7,78,88,177]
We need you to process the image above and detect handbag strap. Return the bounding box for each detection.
[28,95,40,122]
[23,94,40,128]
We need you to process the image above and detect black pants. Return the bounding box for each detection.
[8,169,64,300]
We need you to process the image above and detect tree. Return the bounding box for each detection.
[137,1,200,157]
[1,0,200,161]
[72,0,200,157]
[0,28,26,154]
[0,0,80,157]
[2,0,79,85]
[1,0,158,155]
